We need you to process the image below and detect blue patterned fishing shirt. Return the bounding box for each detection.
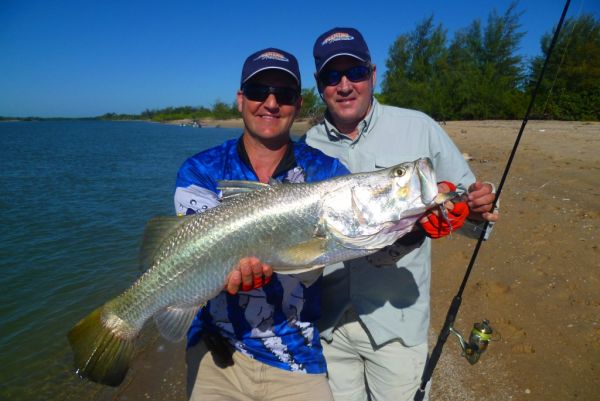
[174,137,349,374]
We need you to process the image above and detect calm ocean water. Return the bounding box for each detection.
[0,121,242,401]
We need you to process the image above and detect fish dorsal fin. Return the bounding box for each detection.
[140,216,188,272]
[217,180,271,200]
[153,304,202,342]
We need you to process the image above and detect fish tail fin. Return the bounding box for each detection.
[67,306,135,387]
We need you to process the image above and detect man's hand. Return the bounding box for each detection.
[420,181,469,239]
[224,257,273,295]
[467,181,499,222]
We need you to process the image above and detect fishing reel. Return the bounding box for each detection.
[448,319,495,365]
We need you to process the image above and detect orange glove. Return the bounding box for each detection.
[420,181,470,239]
[225,257,273,295]
[242,275,272,292]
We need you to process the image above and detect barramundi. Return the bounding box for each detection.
[68,157,451,386]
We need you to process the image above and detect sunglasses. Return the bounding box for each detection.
[242,84,300,105]
[318,65,372,87]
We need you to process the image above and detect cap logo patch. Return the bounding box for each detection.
[322,32,354,46]
[254,51,289,62]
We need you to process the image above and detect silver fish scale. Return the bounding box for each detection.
[109,182,328,328]
[103,159,438,334]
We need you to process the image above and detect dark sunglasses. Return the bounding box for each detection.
[242,83,300,105]
[318,65,372,87]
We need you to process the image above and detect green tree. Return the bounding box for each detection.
[299,87,325,120]
[529,14,600,120]
[211,100,240,119]
[446,2,526,119]
[230,101,241,118]
[191,106,213,120]
[445,21,484,119]
[381,3,527,120]
[381,16,450,120]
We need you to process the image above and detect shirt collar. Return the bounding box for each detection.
[322,97,379,143]
[236,136,297,180]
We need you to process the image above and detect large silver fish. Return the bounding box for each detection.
[68,157,449,386]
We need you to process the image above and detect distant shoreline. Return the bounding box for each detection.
[0,117,313,135]
[161,118,314,135]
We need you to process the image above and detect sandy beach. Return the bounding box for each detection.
[98,120,599,401]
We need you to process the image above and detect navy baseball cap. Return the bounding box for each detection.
[313,27,371,73]
[240,48,301,88]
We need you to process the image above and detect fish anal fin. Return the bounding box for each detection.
[153,304,202,342]
[67,306,135,387]
[140,216,188,272]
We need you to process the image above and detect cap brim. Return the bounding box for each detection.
[318,53,367,72]
[242,66,300,87]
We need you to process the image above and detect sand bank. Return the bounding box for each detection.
[97,120,599,401]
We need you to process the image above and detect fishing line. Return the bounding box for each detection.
[413,1,572,399]
[541,0,585,116]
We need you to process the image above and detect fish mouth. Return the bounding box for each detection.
[434,191,463,205]
[415,158,438,205]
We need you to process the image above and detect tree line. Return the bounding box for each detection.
[97,101,241,122]
[380,4,599,121]
[95,91,324,123]
[84,6,600,123]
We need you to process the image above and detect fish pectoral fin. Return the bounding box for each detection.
[275,238,327,282]
[276,265,326,275]
[217,180,271,200]
[153,304,202,343]
[140,216,189,273]
[277,238,328,266]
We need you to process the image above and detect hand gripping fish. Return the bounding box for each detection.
[68,157,455,386]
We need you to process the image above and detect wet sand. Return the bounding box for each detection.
[96,120,599,401]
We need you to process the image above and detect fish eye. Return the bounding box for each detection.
[393,167,405,177]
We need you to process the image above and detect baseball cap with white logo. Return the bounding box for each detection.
[240,48,301,88]
[313,27,371,73]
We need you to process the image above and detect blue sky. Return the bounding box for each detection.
[1,0,597,117]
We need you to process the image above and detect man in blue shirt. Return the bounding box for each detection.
[175,48,349,401]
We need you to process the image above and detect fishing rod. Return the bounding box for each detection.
[414,1,572,399]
